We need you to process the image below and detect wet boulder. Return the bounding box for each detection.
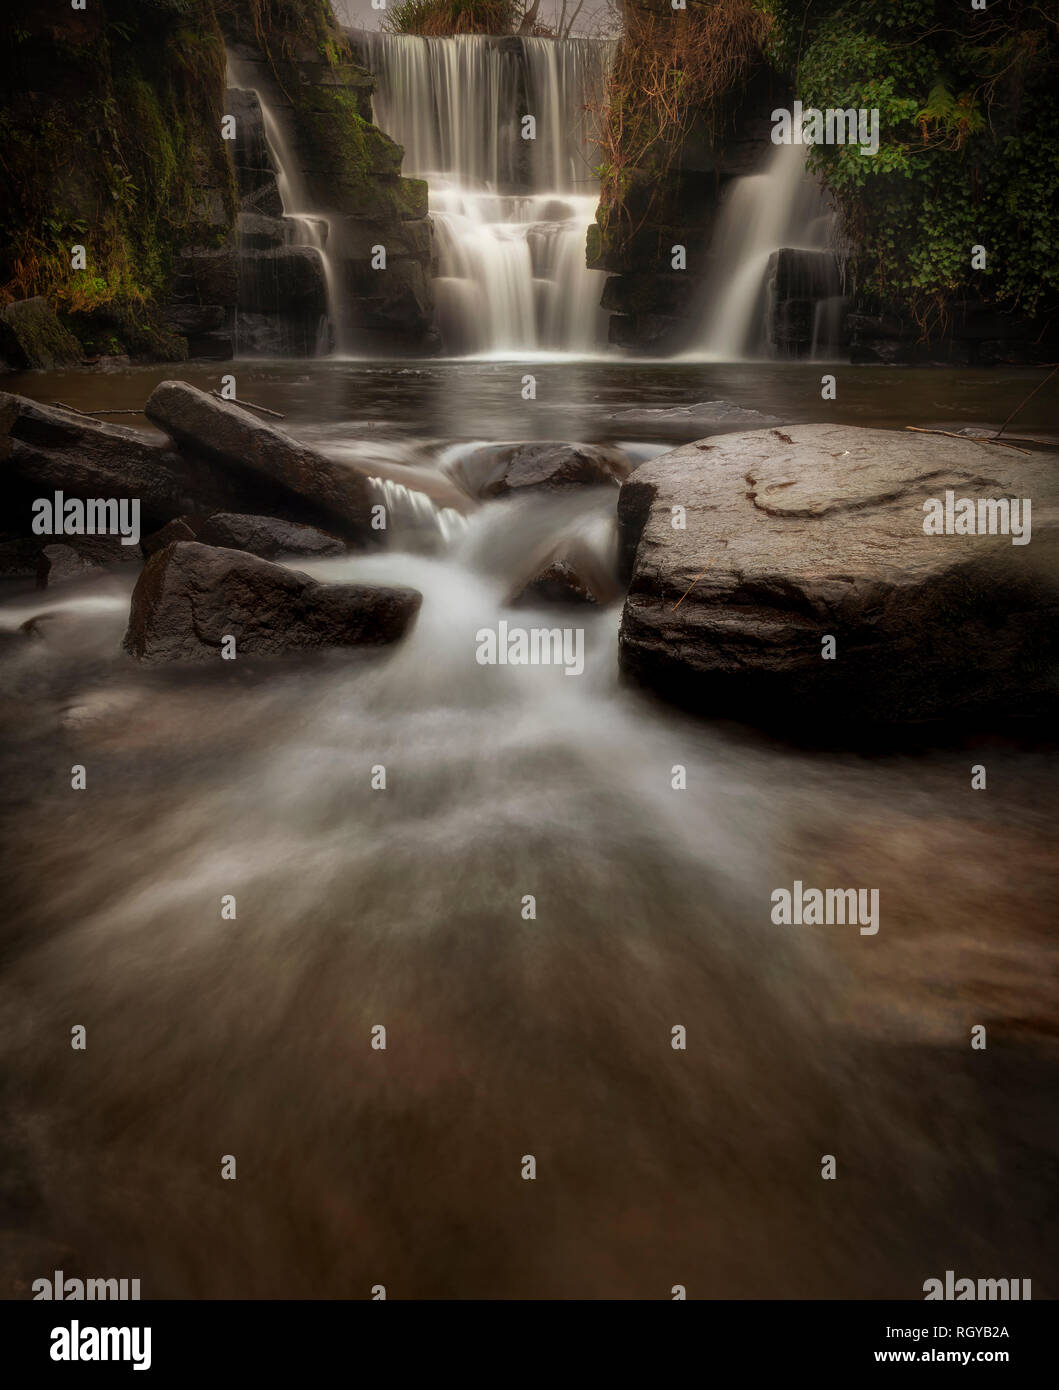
[36,544,106,588]
[144,381,375,541]
[0,391,226,527]
[141,518,198,558]
[123,541,419,663]
[195,512,345,559]
[511,559,600,606]
[142,512,344,561]
[618,424,1059,729]
[480,442,627,499]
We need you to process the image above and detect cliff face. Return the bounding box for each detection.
[588,83,780,354]
[0,0,435,365]
[219,0,436,353]
[0,0,236,363]
[587,0,780,355]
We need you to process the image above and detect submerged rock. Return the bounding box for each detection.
[618,424,1059,728]
[480,442,627,499]
[144,381,375,542]
[35,539,137,588]
[511,559,600,607]
[36,544,104,588]
[123,541,419,663]
[602,400,780,441]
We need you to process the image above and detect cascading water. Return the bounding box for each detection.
[362,33,613,357]
[692,142,842,361]
[227,54,351,355]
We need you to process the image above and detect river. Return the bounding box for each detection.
[0,359,1055,1298]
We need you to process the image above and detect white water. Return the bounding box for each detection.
[4,461,1046,1296]
[692,143,837,361]
[227,55,352,355]
[364,34,612,357]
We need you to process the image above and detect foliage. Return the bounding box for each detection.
[383,0,521,36]
[762,0,1059,326]
[592,0,772,251]
[0,0,233,356]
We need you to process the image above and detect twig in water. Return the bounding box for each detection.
[904,425,1031,456]
[208,389,285,419]
[53,400,144,416]
[993,363,1059,440]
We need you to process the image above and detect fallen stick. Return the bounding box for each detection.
[208,389,285,419]
[52,400,144,416]
[672,543,728,611]
[904,426,1031,456]
[993,363,1059,440]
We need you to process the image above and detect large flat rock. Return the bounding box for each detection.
[618,424,1059,727]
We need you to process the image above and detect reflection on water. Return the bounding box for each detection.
[9,359,1059,453]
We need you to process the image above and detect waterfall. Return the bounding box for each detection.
[692,142,840,361]
[227,54,351,356]
[362,33,613,357]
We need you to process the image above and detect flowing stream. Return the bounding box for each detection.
[0,361,1055,1297]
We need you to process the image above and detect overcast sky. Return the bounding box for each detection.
[331,0,617,36]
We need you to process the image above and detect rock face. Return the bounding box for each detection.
[848,301,1059,368]
[618,424,1059,728]
[223,20,436,355]
[0,391,225,528]
[765,248,846,358]
[589,37,783,356]
[480,443,627,498]
[0,299,83,370]
[0,2,236,364]
[123,542,420,663]
[143,382,375,541]
[143,512,345,561]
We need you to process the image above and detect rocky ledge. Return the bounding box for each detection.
[618,424,1059,728]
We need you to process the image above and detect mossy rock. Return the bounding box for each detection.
[0,298,83,369]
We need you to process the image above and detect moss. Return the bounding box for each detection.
[0,0,236,359]
[0,296,83,368]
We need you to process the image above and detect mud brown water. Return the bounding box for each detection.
[0,363,1056,1299]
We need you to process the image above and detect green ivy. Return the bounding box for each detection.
[763,0,1059,326]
